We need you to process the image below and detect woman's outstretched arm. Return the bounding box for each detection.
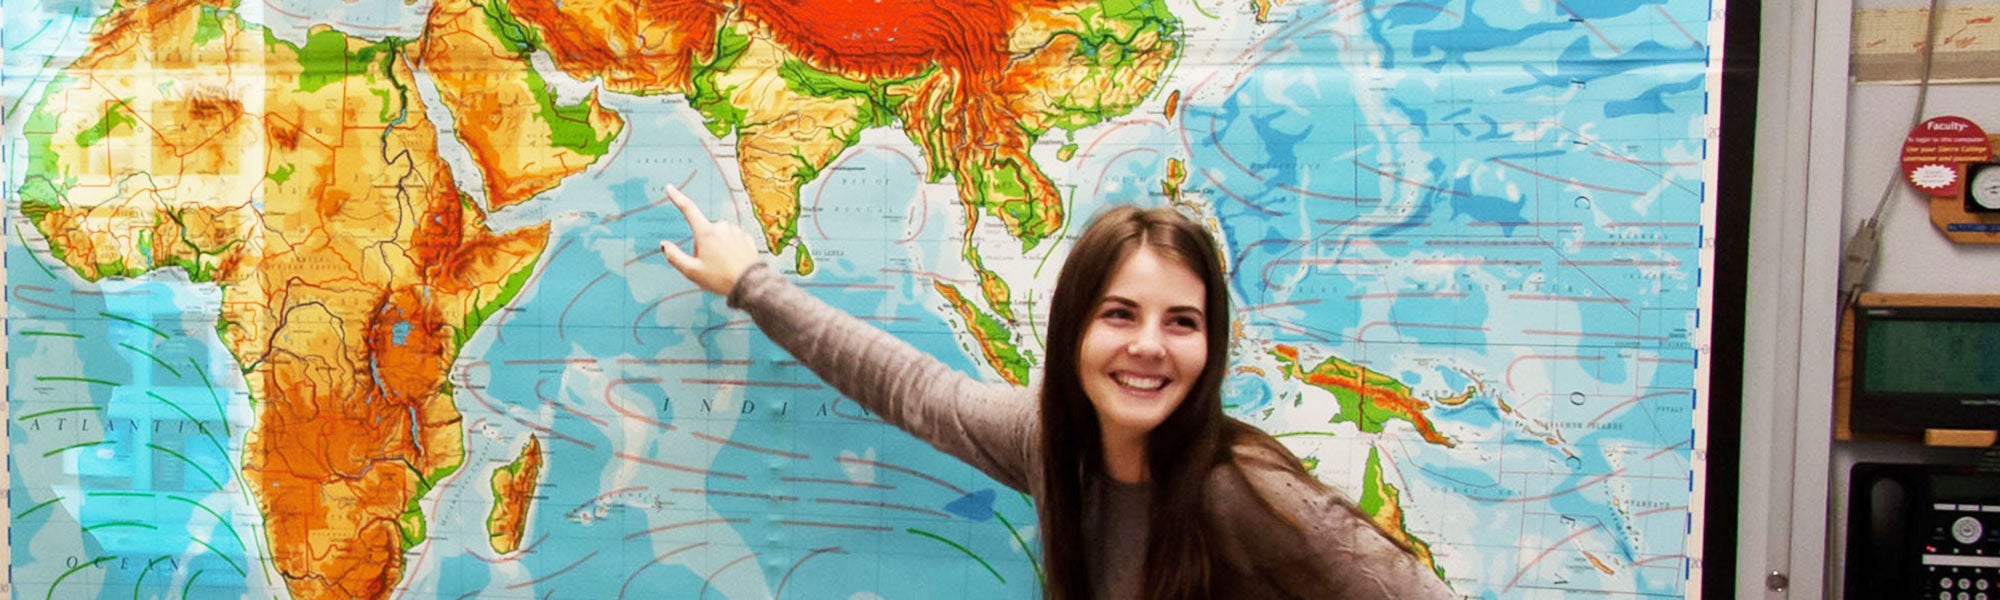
[659,186,1038,492]
[1206,454,1456,598]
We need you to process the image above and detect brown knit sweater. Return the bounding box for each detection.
[729,263,1455,598]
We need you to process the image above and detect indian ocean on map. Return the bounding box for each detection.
[4,0,1723,597]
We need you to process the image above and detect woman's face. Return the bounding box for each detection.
[1077,247,1210,443]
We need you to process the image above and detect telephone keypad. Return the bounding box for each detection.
[1924,506,2000,598]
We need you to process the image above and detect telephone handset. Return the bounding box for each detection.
[1848,463,2000,599]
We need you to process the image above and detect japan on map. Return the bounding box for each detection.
[3,0,1726,597]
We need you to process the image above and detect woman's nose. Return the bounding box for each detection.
[1125,327,1165,357]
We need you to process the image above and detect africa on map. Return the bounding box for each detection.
[5,0,1726,597]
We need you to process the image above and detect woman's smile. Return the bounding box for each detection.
[1112,372,1169,392]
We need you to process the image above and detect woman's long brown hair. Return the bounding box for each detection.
[1036,206,1325,599]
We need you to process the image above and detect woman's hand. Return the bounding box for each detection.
[660,185,760,296]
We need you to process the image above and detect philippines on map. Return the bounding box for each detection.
[4,0,1727,597]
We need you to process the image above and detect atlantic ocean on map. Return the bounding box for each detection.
[5,0,1723,597]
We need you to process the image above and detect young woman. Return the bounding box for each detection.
[659,186,1452,599]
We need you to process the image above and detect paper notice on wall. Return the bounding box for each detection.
[1854,4,2000,84]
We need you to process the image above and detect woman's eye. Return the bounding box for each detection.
[1169,316,1202,331]
[1099,308,1134,321]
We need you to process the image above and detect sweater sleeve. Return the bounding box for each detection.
[1208,460,1456,599]
[726,263,1039,492]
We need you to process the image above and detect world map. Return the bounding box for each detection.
[5,0,1725,597]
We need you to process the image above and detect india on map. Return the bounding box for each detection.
[5,0,1727,597]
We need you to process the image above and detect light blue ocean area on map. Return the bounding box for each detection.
[6,240,256,598]
[244,0,428,44]
[401,97,1036,597]
[1567,0,1675,20]
[1098,153,1170,209]
[1437,395,1506,432]
[1183,2,1709,593]
[1409,10,1567,70]
[1190,46,1368,335]
[1,0,106,67]
[1515,39,1709,94]
[1394,292,1493,346]
[1435,368,1472,393]
[5,3,262,593]
[1609,74,1708,118]
[1223,374,1275,414]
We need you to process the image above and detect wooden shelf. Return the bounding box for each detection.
[1925,429,1999,447]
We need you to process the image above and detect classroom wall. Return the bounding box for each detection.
[1752,0,2000,598]
[1824,33,2000,600]
[1840,87,2000,297]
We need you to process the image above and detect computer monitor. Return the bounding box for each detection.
[1851,301,2000,433]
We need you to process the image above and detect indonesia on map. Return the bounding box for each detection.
[4,0,1726,597]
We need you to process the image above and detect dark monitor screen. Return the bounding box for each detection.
[1860,315,2000,396]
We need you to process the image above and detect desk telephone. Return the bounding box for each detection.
[1849,463,2000,599]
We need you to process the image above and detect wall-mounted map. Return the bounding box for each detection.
[5,0,1727,597]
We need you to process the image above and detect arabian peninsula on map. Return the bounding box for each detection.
[4,0,1723,597]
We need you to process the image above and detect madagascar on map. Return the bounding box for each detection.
[3,0,1727,597]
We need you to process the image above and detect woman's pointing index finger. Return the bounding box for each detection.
[665,184,710,231]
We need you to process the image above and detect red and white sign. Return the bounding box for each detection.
[1902,116,1994,198]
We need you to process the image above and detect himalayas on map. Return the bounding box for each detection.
[3,0,1726,597]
